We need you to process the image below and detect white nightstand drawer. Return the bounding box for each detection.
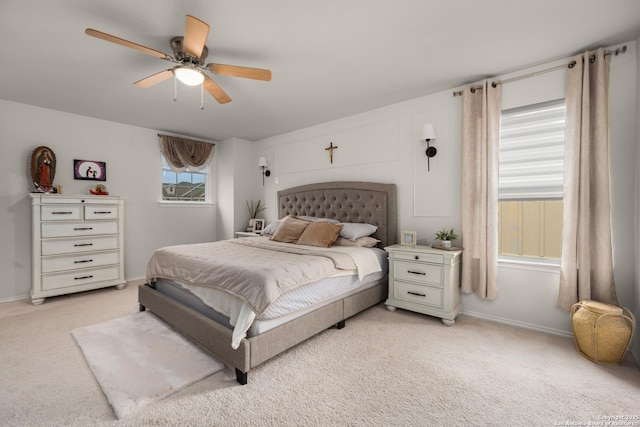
[41,205,83,221]
[394,260,443,286]
[393,282,443,308]
[42,266,121,291]
[41,221,118,238]
[393,251,444,264]
[85,205,118,219]
[42,236,119,255]
[42,251,120,273]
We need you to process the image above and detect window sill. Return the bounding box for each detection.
[157,201,215,207]
[498,257,560,273]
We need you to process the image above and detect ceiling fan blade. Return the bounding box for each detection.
[85,28,171,60]
[203,76,232,104]
[207,63,272,81]
[183,15,210,58]
[133,69,174,88]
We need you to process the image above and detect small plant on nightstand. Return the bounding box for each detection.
[434,228,458,248]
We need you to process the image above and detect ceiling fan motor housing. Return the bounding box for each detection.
[171,36,208,65]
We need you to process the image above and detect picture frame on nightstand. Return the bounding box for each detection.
[252,218,265,233]
[400,231,417,246]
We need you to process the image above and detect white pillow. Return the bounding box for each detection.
[338,222,378,241]
[262,220,281,235]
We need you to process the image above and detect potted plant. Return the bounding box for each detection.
[246,200,266,229]
[434,228,458,249]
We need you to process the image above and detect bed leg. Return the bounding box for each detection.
[235,369,248,385]
[139,304,146,312]
[336,320,345,329]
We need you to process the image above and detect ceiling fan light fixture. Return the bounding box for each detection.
[173,66,205,86]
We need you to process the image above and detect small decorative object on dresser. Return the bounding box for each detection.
[29,194,126,305]
[400,230,417,246]
[385,244,462,325]
[30,146,56,192]
[433,227,459,249]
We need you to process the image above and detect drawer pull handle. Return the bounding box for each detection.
[51,211,73,215]
[74,259,93,264]
[74,275,94,280]
[74,227,93,231]
[74,243,94,247]
[415,256,419,260]
[407,291,426,297]
[407,270,426,275]
[93,211,112,214]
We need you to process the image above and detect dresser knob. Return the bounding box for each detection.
[414,255,419,260]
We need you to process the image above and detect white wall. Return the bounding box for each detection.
[215,137,261,240]
[633,34,640,364]
[256,41,638,337]
[0,100,217,301]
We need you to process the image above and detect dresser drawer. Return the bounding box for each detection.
[42,266,121,291]
[392,251,444,264]
[393,260,443,286]
[41,236,119,256]
[41,221,118,238]
[85,205,118,220]
[41,205,83,221]
[393,281,443,308]
[42,251,120,273]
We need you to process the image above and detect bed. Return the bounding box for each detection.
[138,181,397,384]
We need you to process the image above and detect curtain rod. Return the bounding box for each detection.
[452,45,627,97]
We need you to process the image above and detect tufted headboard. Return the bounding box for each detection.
[277,181,397,248]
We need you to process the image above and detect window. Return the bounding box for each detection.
[498,99,566,261]
[161,155,209,203]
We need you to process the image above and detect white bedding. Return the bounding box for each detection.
[147,237,384,349]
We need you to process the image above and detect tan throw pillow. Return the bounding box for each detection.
[296,222,343,248]
[270,216,312,243]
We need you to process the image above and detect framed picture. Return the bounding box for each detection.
[401,231,417,246]
[252,219,265,233]
[74,159,106,181]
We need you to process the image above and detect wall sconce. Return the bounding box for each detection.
[258,157,271,185]
[422,124,437,171]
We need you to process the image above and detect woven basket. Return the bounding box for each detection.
[571,300,635,364]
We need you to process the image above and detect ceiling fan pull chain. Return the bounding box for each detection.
[200,84,204,110]
[173,76,178,102]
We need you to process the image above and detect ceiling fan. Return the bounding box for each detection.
[85,15,271,105]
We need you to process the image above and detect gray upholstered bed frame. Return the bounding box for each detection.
[138,181,397,384]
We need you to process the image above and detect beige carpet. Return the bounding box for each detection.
[1,284,639,426]
[71,311,224,419]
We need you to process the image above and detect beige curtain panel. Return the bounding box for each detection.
[557,48,618,311]
[159,134,215,172]
[460,81,501,299]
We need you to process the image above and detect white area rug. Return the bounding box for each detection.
[71,311,223,419]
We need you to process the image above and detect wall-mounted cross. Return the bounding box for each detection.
[325,142,338,164]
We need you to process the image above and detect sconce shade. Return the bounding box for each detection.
[421,124,436,141]
[258,157,268,167]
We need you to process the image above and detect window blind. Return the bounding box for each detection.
[499,99,566,200]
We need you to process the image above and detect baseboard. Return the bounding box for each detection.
[0,278,147,305]
[0,294,29,304]
[462,310,573,339]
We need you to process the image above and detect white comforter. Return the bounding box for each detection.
[146,237,382,348]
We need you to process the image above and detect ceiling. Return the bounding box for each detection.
[1,1,639,142]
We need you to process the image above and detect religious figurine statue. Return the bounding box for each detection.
[30,146,56,192]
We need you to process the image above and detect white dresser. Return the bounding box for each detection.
[30,194,126,305]
[384,244,462,325]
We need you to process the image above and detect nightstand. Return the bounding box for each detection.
[384,244,462,325]
[235,231,261,238]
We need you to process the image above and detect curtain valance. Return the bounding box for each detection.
[159,134,215,172]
